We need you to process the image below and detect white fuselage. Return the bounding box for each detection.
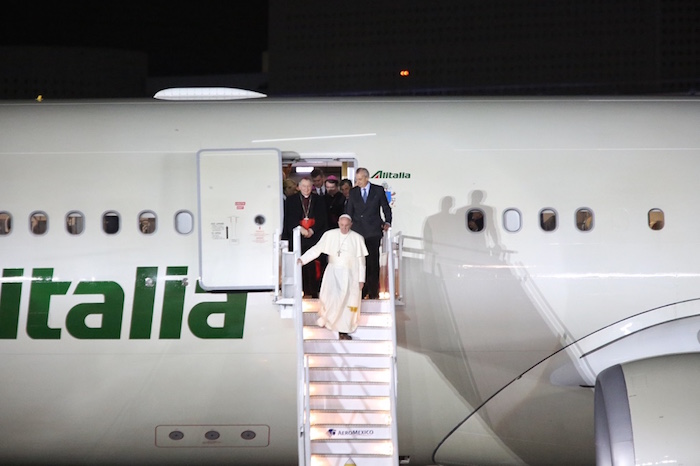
[1,97,700,465]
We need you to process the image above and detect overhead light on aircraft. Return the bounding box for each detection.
[296,167,313,173]
[153,87,267,101]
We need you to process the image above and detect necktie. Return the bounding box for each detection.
[362,187,368,202]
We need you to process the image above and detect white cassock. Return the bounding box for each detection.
[299,228,369,333]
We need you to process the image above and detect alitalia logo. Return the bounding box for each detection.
[0,267,246,340]
[371,170,411,179]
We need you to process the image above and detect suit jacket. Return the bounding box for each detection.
[282,192,328,252]
[346,183,392,239]
[325,192,346,228]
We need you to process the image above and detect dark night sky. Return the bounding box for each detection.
[2,1,269,76]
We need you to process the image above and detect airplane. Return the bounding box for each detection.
[1,90,700,465]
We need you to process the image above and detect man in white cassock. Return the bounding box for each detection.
[297,214,368,340]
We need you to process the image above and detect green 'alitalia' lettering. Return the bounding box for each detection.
[27,268,69,339]
[0,269,23,339]
[66,281,124,339]
[371,170,411,179]
[159,266,188,339]
[189,282,247,338]
[0,266,248,340]
[129,267,158,339]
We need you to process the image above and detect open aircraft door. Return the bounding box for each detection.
[197,149,282,291]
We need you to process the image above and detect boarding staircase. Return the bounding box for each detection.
[276,228,400,466]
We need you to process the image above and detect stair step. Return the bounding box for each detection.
[310,455,396,466]
[309,368,390,383]
[302,299,392,314]
[303,312,392,328]
[304,326,393,341]
[310,425,393,441]
[309,382,391,397]
[310,439,394,455]
[307,355,392,369]
[304,340,393,355]
[310,411,391,425]
[309,396,391,411]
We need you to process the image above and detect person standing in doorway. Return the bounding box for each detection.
[282,177,328,298]
[345,167,392,299]
[339,178,353,211]
[310,168,326,196]
[324,175,345,228]
[283,178,298,200]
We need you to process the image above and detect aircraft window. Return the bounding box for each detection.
[576,208,594,231]
[0,212,11,235]
[102,211,120,235]
[503,209,522,232]
[648,208,664,230]
[66,211,85,235]
[175,210,194,234]
[466,209,484,232]
[539,208,558,232]
[139,211,157,234]
[30,211,48,235]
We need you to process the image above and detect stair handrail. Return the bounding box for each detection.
[292,227,307,466]
[304,355,312,466]
[273,227,282,302]
[384,228,400,466]
[394,230,404,303]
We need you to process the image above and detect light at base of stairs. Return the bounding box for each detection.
[311,458,357,466]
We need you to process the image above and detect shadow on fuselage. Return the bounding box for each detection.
[397,189,593,463]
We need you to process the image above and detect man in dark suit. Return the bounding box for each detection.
[324,175,345,229]
[345,167,392,299]
[282,177,328,298]
[310,168,326,196]
[339,178,353,211]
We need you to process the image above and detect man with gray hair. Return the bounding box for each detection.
[345,167,392,299]
[283,177,327,298]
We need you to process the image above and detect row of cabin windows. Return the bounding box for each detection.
[0,207,667,237]
[468,207,665,232]
[0,211,195,236]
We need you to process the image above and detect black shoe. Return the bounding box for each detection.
[339,333,353,340]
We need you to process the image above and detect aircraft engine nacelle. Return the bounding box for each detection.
[595,353,700,465]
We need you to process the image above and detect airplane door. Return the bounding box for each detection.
[197,149,282,291]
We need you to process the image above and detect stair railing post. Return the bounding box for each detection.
[385,228,400,466]
[273,227,281,302]
[304,355,312,466]
[394,231,403,303]
[293,227,307,465]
